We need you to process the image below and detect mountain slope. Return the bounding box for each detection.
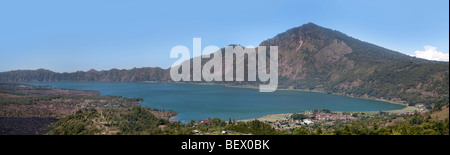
[259,23,448,105]
[0,23,448,106]
[184,23,448,105]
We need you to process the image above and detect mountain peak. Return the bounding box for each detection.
[302,22,320,28]
[270,22,334,40]
[267,22,431,63]
[297,22,329,31]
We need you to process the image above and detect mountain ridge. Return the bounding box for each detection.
[1,23,448,106]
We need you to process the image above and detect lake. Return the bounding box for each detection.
[29,82,404,122]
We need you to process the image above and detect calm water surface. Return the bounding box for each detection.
[29,82,404,122]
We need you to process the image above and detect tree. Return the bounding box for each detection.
[341,125,352,135]
[298,126,309,135]
[291,114,309,120]
[189,120,196,127]
[293,128,301,135]
[322,109,331,113]
[315,127,323,135]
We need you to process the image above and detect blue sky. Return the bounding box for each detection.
[0,0,448,72]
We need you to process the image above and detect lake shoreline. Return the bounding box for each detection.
[167,81,409,106]
[29,81,410,122]
[238,105,420,122]
[157,82,412,122]
[164,82,415,122]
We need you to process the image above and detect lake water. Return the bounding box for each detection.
[29,82,404,122]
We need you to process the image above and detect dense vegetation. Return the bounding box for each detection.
[327,61,449,106]
[291,113,310,120]
[47,108,101,135]
[290,104,449,135]
[47,106,184,135]
[46,103,448,135]
[47,106,279,135]
[225,120,279,135]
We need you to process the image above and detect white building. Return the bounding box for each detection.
[302,119,314,125]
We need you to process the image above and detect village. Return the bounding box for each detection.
[187,104,426,135]
[251,105,425,131]
[257,110,356,131]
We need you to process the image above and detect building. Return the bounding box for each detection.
[302,119,313,125]
[199,119,211,124]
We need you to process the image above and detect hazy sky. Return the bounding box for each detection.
[0,0,448,72]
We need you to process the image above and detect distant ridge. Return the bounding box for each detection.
[0,67,171,82]
[1,23,448,106]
